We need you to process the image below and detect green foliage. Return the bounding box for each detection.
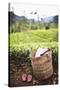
[9,28,58,65]
[9,46,58,67]
[45,23,50,30]
[53,15,58,28]
[31,25,38,30]
[10,16,29,33]
[30,22,45,30]
[9,48,30,66]
[10,16,58,33]
[52,47,58,64]
[19,16,29,31]
[51,29,58,42]
[53,16,58,23]
[10,29,58,46]
[49,22,55,28]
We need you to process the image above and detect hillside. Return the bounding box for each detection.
[10,29,58,50]
[8,11,58,25]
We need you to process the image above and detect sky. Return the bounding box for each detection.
[10,3,59,20]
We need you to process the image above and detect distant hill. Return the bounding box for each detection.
[15,14,21,21]
[42,16,54,23]
[8,11,58,25]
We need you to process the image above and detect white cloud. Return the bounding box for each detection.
[10,3,59,19]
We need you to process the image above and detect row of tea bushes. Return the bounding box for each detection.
[9,48,30,68]
[9,46,58,67]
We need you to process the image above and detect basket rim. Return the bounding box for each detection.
[30,49,52,59]
[30,54,49,60]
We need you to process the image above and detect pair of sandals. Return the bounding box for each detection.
[22,73,32,82]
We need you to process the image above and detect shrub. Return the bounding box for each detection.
[45,26,50,30]
[9,46,58,68]
[31,25,38,30]
[52,47,58,64]
[9,48,30,67]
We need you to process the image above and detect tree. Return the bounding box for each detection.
[19,16,29,31]
[53,15,58,28]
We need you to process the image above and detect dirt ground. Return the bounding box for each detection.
[9,59,58,87]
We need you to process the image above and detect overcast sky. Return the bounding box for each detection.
[10,3,59,20]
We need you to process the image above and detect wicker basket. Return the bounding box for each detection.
[30,50,53,80]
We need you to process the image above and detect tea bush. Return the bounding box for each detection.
[9,46,58,68]
[9,48,30,67]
